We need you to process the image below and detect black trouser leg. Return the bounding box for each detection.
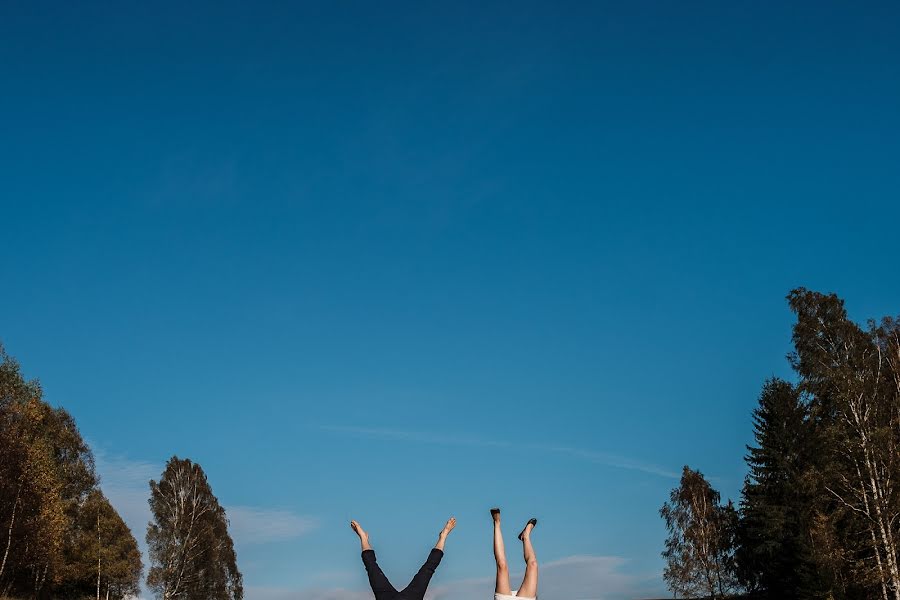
[362,549,398,600]
[400,548,444,600]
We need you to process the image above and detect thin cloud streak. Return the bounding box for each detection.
[536,445,680,479]
[319,425,514,449]
[321,426,679,479]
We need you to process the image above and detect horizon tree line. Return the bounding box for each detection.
[661,288,900,599]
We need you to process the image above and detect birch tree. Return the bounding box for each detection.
[1,344,137,598]
[661,466,739,598]
[0,349,68,597]
[789,289,900,600]
[147,456,242,600]
[62,489,142,600]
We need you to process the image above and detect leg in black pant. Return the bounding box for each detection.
[351,518,455,600]
[361,549,398,600]
[400,548,444,600]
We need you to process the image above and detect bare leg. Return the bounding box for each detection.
[401,517,455,600]
[516,520,538,598]
[492,509,512,595]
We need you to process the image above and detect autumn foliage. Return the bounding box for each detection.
[0,347,141,599]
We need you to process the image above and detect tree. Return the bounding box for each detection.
[17,398,96,597]
[661,466,739,598]
[0,347,69,598]
[1,344,140,599]
[61,489,142,600]
[788,289,900,600]
[738,378,824,597]
[147,456,242,600]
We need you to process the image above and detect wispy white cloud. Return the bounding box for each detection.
[428,555,664,600]
[246,586,371,600]
[95,452,160,544]
[321,425,679,479]
[227,506,318,544]
[249,554,664,600]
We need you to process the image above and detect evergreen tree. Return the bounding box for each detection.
[147,456,242,600]
[738,378,823,597]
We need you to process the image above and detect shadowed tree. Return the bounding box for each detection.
[738,378,824,597]
[147,456,242,600]
[789,289,900,600]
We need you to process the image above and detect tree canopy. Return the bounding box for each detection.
[147,456,243,600]
[663,289,900,599]
[0,345,141,599]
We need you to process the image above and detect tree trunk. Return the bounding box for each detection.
[97,512,101,600]
[870,526,889,600]
[0,481,21,581]
[855,402,900,599]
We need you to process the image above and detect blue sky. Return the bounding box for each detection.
[2,2,900,598]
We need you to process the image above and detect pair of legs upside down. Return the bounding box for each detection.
[350,508,538,600]
[350,517,456,600]
[492,508,539,600]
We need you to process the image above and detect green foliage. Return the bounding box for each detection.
[147,457,242,600]
[58,490,142,600]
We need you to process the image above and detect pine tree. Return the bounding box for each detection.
[738,378,823,597]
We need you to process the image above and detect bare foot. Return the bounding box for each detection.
[350,520,372,550]
[518,518,537,541]
[491,508,501,523]
[435,517,457,551]
[442,517,457,536]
